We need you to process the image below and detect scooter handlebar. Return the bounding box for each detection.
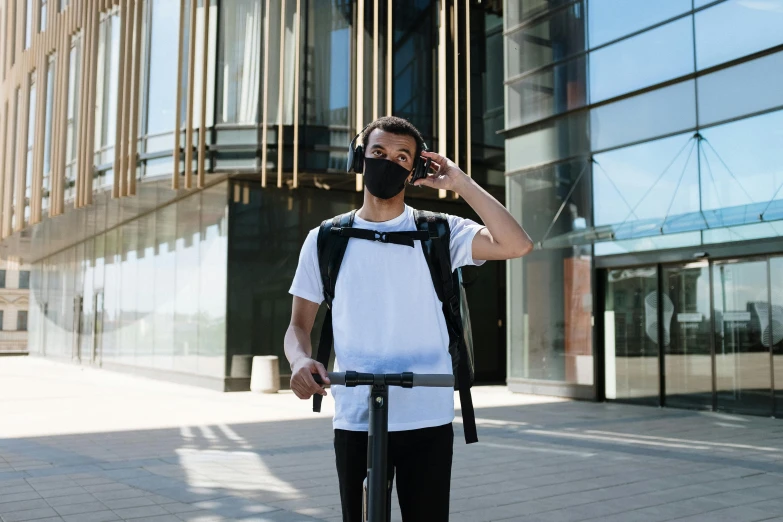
[312,372,453,388]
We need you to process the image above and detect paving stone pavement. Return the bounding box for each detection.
[1,358,783,522]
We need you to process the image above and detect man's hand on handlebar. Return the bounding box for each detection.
[290,358,330,399]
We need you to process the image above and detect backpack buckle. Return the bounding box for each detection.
[374,231,388,243]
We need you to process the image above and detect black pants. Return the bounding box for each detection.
[334,423,453,522]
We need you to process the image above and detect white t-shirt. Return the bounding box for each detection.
[289,205,485,432]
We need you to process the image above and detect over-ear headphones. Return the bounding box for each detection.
[347,125,431,185]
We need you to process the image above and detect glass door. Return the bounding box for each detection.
[712,259,772,415]
[663,262,713,410]
[604,267,660,404]
[769,257,783,417]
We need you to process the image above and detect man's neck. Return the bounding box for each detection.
[356,191,406,222]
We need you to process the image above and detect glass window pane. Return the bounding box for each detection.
[392,0,432,138]
[507,161,593,384]
[696,0,783,70]
[699,110,783,213]
[506,111,589,171]
[590,80,696,151]
[217,0,262,124]
[588,0,691,48]
[589,17,694,103]
[505,2,585,78]
[506,0,573,28]
[197,184,227,378]
[25,0,33,48]
[507,55,587,128]
[43,55,56,208]
[593,132,699,227]
[146,0,180,134]
[604,267,659,404]
[698,50,783,126]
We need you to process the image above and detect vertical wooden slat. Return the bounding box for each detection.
[32,49,47,223]
[0,99,6,234]
[355,0,364,192]
[196,0,210,189]
[113,0,128,197]
[172,0,185,190]
[292,0,300,189]
[127,0,143,196]
[372,0,378,121]
[75,1,90,206]
[84,0,100,204]
[453,2,458,168]
[183,0,197,189]
[464,0,471,179]
[437,0,446,199]
[275,0,285,188]
[260,0,270,187]
[387,0,392,115]
[119,0,135,197]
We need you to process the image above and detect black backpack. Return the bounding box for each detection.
[311,208,478,444]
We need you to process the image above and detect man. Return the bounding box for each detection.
[285,116,532,521]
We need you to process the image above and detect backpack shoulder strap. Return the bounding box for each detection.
[312,210,356,413]
[414,209,458,315]
[317,210,356,308]
[414,209,478,444]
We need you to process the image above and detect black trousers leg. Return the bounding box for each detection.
[334,429,394,522]
[334,424,453,522]
[391,423,453,522]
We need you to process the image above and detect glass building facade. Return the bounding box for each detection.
[0,0,507,390]
[504,0,783,416]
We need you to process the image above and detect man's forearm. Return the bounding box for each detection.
[284,325,313,369]
[455,175,532,256]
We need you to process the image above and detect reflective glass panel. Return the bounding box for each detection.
[664,263,713,410]
[713,259,772,415]
[506,0,573,28]
[506,2,586,78]
[593,132,699,227]
[393,0,434,138]
[695,0,783,70]
[697,51,783,127]
[507,160,593,384]
[507,55,587,128]
[146,0,180,134]
[25,73,36,224]
[699,110,783,212]
[197,184,227,378]
[43,55,56,209]
[217,0,262,124]
[589,17,694,103]
[506,111,589,171]
[590,80,696,152]
[771,256,783,417]
[588,0,691,48]
[604,267,660,404]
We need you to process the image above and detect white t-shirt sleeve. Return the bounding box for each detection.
[289,228,324,305]
[447,214,487,268]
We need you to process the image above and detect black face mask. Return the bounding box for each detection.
[362,157,412,199]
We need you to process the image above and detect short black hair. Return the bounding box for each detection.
[361,116,425,160]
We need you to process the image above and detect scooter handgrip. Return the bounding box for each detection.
[312,372,346,386]
[412,374,454,387]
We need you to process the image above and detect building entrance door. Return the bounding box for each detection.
[663,262,713,410]
[603,256,782,417]
[713,259,773,415]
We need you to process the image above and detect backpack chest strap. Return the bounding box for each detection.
[332,227,429,248]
